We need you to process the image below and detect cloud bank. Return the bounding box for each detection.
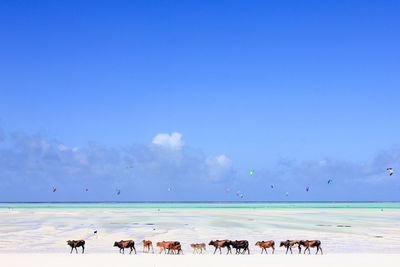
[0,127,399,201]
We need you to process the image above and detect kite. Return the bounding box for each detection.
[85,188,88,192]
[126,165,133,169]
[387,168,394,176]
[306,186,310,192]
[285,192,289,197]
[167,188,171,192]
[53,187,56,192]
[116,189,121,195]
[270,184,274,189]
[328,179,333,184]
[250,170,254,176]
[236,191,244,198]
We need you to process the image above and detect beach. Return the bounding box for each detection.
[0,203,400,266]
[2,254,400,267]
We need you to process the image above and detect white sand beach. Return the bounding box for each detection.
[1,254,400,267]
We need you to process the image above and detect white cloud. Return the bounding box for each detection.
[58,144,69,151]
[205,154,232,181]
[152,132,184,150]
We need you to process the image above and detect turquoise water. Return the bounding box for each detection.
[1,202,400,209]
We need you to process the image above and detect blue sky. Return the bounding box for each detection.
[0,0,399,201]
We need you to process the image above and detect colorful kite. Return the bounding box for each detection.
[85,188,88,192]
[250,170,254,176]
[53,187,56,192]
[116,189,121,195]
[285,192,289,197]
[328,179,333,184]
[270,184,274,189]
[306,186,310,192]
[387,168,394,176]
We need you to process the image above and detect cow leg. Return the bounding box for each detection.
[272,247,275,254]
[75,247,78,254]
[151,245,154,253]
[319,247,323,255]
[298,247,301,254]
[70,247,73,254]
[290,247,293,254]
[286,247,289,254]
[248,248,250,254]
[82,245,84,254]
[134,247,136,254]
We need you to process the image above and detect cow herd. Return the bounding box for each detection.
[67,239,323,255]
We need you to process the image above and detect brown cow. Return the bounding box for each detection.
[255,240,275,254]
[142,240,154,253]
[191,243,206,254]
[279,240,301,254]
[156,242,168,254]
[208,240,232,254]
[67,240,85,254]
[300,240,323,254]
[170,243,183,255]
[156,241,180,254]
[113,240,136,254]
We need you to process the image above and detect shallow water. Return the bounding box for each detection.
[0,203,399,253]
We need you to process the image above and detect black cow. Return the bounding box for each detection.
[230,240,250,254]
[67,240,85,254]
[113,240,136,254]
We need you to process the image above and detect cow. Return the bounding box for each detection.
[156,242,168,254]
[255,240,275,254]
[208,240,232,254]
[230,240,250,254]
[142,240,154,253]
[156,241,180,254]
[170,243,183,255]
[279,240,301,254]
[113,240,136,254]
[67,240,85,254]
[191,243,206,254]
[299,240,323,254]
